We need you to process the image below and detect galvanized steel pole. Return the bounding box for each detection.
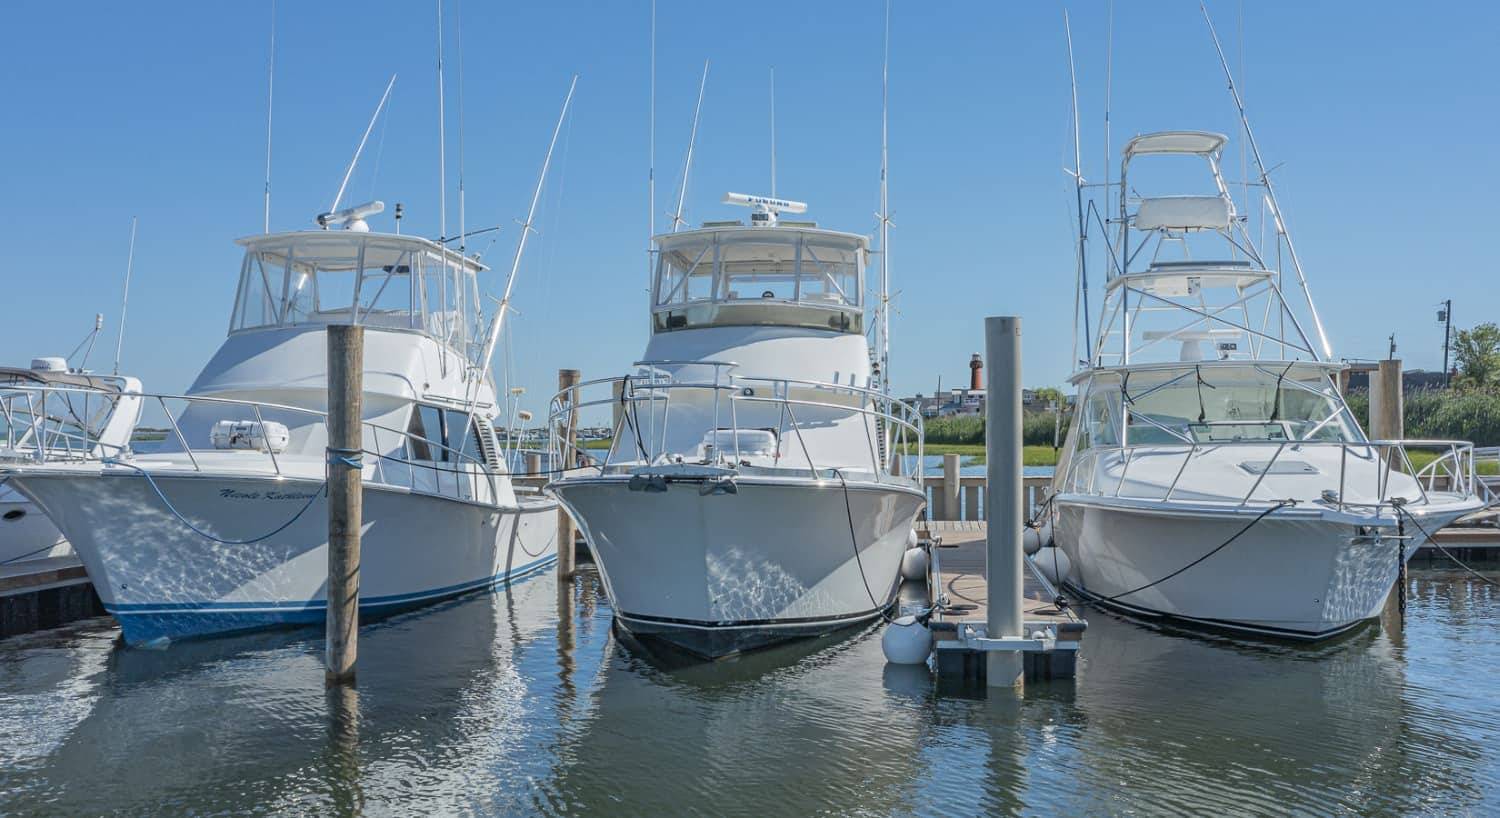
[985,316,1024,689]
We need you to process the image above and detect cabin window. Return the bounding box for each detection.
[444,409,485,462]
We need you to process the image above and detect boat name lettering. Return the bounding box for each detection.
[219,488,319,501]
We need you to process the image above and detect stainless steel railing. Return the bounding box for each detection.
[546,360,924,486]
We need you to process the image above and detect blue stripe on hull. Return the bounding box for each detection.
[107,555,556,645]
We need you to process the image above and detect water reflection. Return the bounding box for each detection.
[0,567,1496,814]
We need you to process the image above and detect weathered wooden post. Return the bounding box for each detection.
[986,316,1024,690]
[942,453,961,521]
[557,368,581,579]
[525,451,542,477]
[1371,359,1404,441]
[326,325,363,686]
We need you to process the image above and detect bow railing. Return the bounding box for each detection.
[547,360,923,486]
[0,385,538,507]
[1059,436,1489,514]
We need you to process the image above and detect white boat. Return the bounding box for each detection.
[0,360,144,565]
[547,194,927,657]
[1048,129,1489,640]
[2,220,558,645]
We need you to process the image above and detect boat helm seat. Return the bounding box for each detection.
[1135,195,1232,232]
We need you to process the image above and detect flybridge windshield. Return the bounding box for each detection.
[652,230,864,333]
[230,234,484,351]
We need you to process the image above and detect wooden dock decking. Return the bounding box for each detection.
[918,524,1085,682]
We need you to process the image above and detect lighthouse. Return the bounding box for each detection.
[969,353,982,391]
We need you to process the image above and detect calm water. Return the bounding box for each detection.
[2,563,1499,815]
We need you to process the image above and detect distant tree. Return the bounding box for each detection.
[1454,323,1500,388]
[1032,386,1066,408]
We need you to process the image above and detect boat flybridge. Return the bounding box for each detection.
[547,193,927,658]
[0,359,143,564]
[1047,131,1488,639]
[0,202,559,645]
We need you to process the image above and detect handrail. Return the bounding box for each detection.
[0,384,514,510]
[1059,436,1486,514]
[546,367,924,487]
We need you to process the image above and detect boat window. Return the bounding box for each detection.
[1107,366,1359,444]
[651,231,864,333]
[444,409,485,462]
[230,238,477,347]
[232,253,281,330]
[1080,387,1121,449]
[406,407,433,461]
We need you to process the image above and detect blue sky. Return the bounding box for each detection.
[0,1,1493,411]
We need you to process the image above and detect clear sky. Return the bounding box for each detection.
[1,1,1493,412]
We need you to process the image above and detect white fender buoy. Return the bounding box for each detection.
[899,547,929,581]
[906,528,918,550]
[882,615,932,665]
[1023,521,1055,556]
[1023,526,1043,556]
[1035,546,1072,587]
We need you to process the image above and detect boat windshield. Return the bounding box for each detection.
[1076,364,1362,449]
[230,234,484,353]
[652,229,863,333]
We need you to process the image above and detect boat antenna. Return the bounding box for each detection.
[1064,10,1092,362]
[329,74,397,215]
[1102,0,1113,281]
[455,0,467,257]
[68,314,104,372]
[647,0,656,300]
[436,0,447,245]
[1200,1,1331,361]
[671,59,709,232]
[471,76,579,405]
[769,65,777,198]
[113,217,137,375]
[263,0,275,233]
[876,0,891,396]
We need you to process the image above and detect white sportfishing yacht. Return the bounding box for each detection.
[1048,130,1487,639]
[548,194,926,657]
[2,208,559,645]
[0,359,143,564]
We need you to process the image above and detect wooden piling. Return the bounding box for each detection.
[942,453,961,521]
[1371,358,1404,441]
[326,325,363,686]
[557,369,581,579]
[525,452,542,477]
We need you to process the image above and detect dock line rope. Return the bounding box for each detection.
[1393,500,1500,589]
[1095,498,1296,603]
[831,467,898,623]
[103,457,326,546]
[0,541,68,566]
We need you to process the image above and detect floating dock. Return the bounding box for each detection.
[919,522,1085,682]
[0,556,104,639]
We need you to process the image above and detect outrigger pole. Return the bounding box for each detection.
[671,60,709,232]
[877,0,891,396]
[1200,2,1331,361]
[469,75,580,413]
[1063,10,1092,365]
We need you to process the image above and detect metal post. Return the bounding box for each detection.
[557,368,581,579]
[942,453,961,522]
[326,325,363,686]
[525,451,542,477]
[985,316,1024,689]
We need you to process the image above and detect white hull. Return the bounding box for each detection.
[552,475,925,657]
[0,483,71,564]
[8,471,558,645]
[1054,499,1470,639]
